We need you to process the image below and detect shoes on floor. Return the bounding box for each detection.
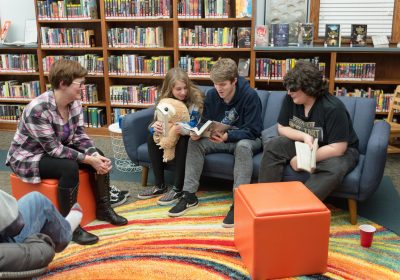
[110,191,127,207]
[222,204,234,228]
[110,185,130,198]
[157,188,183,206]
[168,192,198,217]
[137,185,167,199]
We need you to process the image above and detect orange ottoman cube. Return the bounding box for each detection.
[234,181,330,279]
[10,170,96,226]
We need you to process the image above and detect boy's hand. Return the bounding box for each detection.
[209,131,227,143]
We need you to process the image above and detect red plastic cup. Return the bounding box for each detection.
[359,224,376,248]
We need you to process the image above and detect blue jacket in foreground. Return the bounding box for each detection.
[202,76,263,142]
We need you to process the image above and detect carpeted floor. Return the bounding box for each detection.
[38,192,400,280]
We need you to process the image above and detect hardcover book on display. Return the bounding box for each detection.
[0,20,11,43]
[350,24,367,47]
[237,27,251,48]
[271,23,289,47]
[298,23,313,47]
[371,35,389,48]
[235,0,252,18]
[238,58,250,77]
[324,24,341,47]
[254,25,269,47]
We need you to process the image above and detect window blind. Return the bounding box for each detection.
[318,0,395,38]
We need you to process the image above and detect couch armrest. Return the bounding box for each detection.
[121,108,154,164]
[359,120,390,198]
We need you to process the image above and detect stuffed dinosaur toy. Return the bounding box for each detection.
[153,98,190,162]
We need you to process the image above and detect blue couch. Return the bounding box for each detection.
[122,88,390,224]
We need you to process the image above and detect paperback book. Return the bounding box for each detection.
[155,105,169,136]
[371,35,389,48]
[238,58,250,76]
[325,24,341,47]
[237,27,251,48]
[0,20,11,43]
[254,25,269,47]
[271,23,289,47]
[298,23,314,47]
[179,120,234,137]
[235,0,252,18]
[350,24,367,47]
[295,138,318,173]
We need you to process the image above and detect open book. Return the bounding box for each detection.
[179,120,233,137]
[294,138,318,173]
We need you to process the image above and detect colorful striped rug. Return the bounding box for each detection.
[39,192,400,280]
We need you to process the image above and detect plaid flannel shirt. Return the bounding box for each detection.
[6,91,97,183]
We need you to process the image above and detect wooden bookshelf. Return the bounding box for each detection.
[254,45,400,116]
[1,0,400,134]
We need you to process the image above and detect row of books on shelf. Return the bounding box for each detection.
[254,23,387,48]
[335,63,376,81]
[179,56,215,76]
[107,27,164,48]
[255,57,326,80]
[178,26,250,48]
[0,81,40,100]
[40,27,95,48]
[0,104,25,122]
[81,84,98,104]
[110,85,157,105]
[112,108,136,123]
[37,0,98,20]
[43,55,104,74]
[335,87,395,112]
[0,54,38,72]
[104,0,171,19]
[178,0,250,18]
[108,55,171,76]
[82,107,106,128]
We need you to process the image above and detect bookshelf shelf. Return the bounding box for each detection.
[108,75,166,79]
[110,104,154,109]
[105,18,173,22]
[38,19,102,23]
[178,18,252,22]
[0,99,31,103]
[179,48,251,52]
[108,47,174,51]
[334,79,400,85]
[0,72,40,76]
[82,102,107,107]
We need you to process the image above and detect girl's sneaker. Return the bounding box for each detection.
[157,188,183,206]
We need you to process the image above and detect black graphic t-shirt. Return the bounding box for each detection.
[278,93,359,149]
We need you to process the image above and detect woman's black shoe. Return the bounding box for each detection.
[72,226,99,245]
[97,205,128,226]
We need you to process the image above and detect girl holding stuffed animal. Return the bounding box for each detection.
[137,67,204,206]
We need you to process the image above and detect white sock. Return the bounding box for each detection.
[65,203,83,232]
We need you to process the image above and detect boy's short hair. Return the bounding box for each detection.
[283,60,327,98]
[210,58,238,83]
[48,59,88,89]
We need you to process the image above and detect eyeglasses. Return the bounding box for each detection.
[72,80,85,87]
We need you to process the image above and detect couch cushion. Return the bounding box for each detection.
[203,153,235,180]
[137,143,151,167]
[262,91,286,129]
[336,96,375,154]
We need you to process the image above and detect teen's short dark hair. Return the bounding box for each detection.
[48,59,88,90]
[283,60,328,98]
